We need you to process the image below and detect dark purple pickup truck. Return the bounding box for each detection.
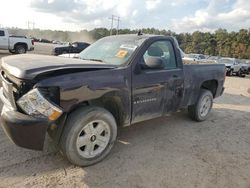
[0,34,225,166]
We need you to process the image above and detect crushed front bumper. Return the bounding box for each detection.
[0,88,49,150]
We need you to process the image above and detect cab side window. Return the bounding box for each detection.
[0,30,5,36]
[141,40,177,70]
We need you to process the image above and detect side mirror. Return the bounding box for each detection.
[144,57,164,69]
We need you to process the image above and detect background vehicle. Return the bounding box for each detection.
[183,53,206,61]
[0,28,34,54]
[207,56,221,63]
[239,60,250,75]
[58,53,79,58]
[52,40,62,45]
[0,34,225,166]
[218,58,242,76]
[39,38,52,43]
[52,42,90,56]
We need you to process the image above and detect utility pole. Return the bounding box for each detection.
[109,15,114,36]
[116,16,120,35]
[109,15,121,35]
[27,21,35,29]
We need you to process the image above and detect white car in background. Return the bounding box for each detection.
[183,53,206,61]
[58,53,79,58]
[0,28,34,54]
[218,58,242,76]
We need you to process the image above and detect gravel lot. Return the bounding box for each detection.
[0,44,250,188]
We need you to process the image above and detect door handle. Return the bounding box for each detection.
[172,75,179,78]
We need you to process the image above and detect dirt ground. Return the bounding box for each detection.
[0,45,250,188]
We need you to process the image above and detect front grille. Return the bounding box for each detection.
[0,72,17,109]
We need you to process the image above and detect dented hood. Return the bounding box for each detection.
[1,54,116,79]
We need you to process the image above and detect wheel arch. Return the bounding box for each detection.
[66,91,129,127]
[88,94,127,127]
[14,42,28,50]
[200,79,218,97]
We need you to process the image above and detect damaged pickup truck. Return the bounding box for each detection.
[0,34,225,166]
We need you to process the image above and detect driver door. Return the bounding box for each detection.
[131,40,184,123]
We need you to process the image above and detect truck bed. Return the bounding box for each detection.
[181,63,225,107]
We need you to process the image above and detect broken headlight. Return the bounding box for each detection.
[17,88,63,121]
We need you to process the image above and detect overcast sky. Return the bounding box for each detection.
[0,0,249,33]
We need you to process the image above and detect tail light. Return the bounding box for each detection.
[32,39,34,45]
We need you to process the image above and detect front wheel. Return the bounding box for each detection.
[9,49,15,54]
[228,70,233,76]
[188,89,213,122]
[237,69,242,77]
[60,106,117,166]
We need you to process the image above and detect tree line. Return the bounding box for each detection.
[8,27,250,59]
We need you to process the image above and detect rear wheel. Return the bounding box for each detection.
[241,74,246,78]
[60,106,117,166]
[15,45,27,54]
[188,89,213,122]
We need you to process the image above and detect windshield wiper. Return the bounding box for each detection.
[89,59,103,62]
[81,58,103,62]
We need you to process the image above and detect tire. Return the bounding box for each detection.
[188,89,213,122]
[238,69,246,77]
[15,45,27,54]
[60,106,117,166]
[228,70,233,76]
[9,49,15,54]
[237,69,241,77]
